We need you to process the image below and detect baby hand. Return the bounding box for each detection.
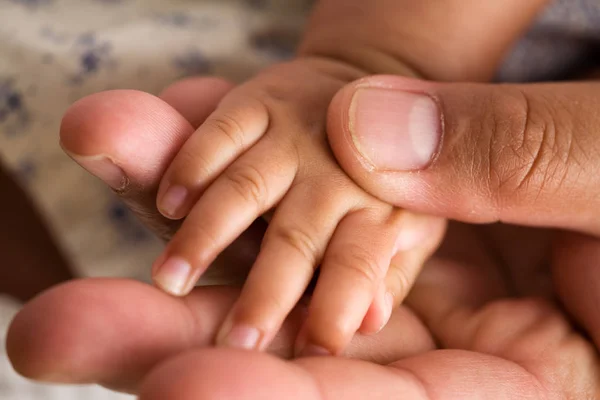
[152,58,442,356]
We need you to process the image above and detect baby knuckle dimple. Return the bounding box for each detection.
[224,163,269,209]
[206,114,247,149]
[327,244,382,286]
[267,224,319,266]
[210,94,270,138]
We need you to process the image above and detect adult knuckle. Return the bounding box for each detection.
[225,163,268,209]
[483,89,575,205]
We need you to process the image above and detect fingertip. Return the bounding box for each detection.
[60,90,185,158]
[6,280,95,382]
[359,212,445,336]
[327,77,425,181]
[213,281,285,352]
[216,320,265,351]
[298,209,399,357]
[294,319,345,358]
[298,344,332,358]
[154,93,276,225]
[6,279,139,383]
[294,320,333,358]
[59,90,196,195]
[152,255,195,297]
[359,289,393,335]
[7,279,193,388]
[157,183,190,220]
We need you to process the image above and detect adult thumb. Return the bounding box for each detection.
[327,76,600,235]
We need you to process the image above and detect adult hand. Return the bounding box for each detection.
[326,74,600,346]
[6,76,599,398]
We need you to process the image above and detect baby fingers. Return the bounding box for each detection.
[214,182,352,351]
[152,138,295,296]
[296,211,445,357]
[157,98,269,220]
[359,214,446,335]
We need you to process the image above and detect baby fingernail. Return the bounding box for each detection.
[383,292,394,324]
[159,185,188,218]
[299,344,331,358]
[220,324,261,350]
[68,154,127,190]
[350,88,441,171]
[153,256,192,296]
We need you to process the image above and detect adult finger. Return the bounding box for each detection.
[137,347,548,400]
[328,77,600,235]
[404,223,599,399]
[6,278,434,393]
[60,77,232,241]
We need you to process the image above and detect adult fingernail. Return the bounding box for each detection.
[350,88,441,171]
[159,185,188,218]
[66,152,127,190]
[219,324,262,350]
[153,255,192,296]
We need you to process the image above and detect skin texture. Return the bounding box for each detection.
[6,76,600,398]
[149,0,548,356]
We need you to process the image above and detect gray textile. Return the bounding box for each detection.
[499,0,600,81]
